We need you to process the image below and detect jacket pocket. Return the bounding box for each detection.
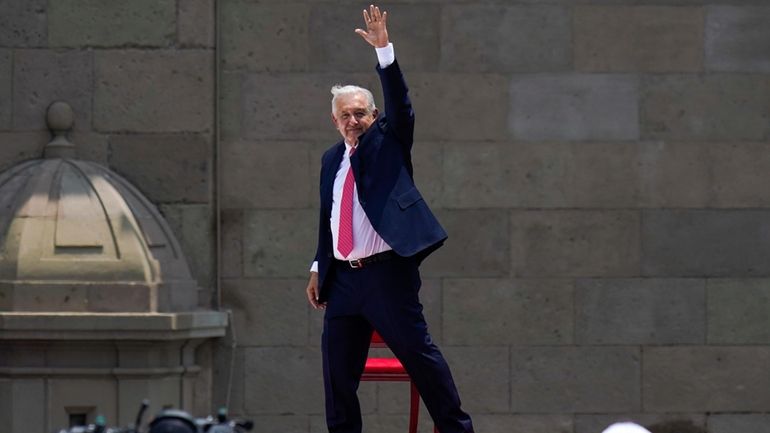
[396,187,424,210]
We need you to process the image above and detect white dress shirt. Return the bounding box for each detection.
[310,44,395,273]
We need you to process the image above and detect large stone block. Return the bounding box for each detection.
[706,6,770,72]
[238,73,374,141]
[242,210,317,278]
[48,0,175,47]
[0,0,46,47]
[642,210,770,277]
[221,2,309,72]
[575,6,703,72]
[709,414,770,433]
[641,74,770,141]
[421,210,509,277]
[71,131,109,165]
[222,279,307,346]
[109,133,211,203]
[707,279,770,344]
[471,415,572,433]
[643,347,770,411]
[0,132,47,172]
[178,0,214,48]
[411,73,509,141]
[212,345,246,415]
[0,50,10,129]
[443,278,573,345]
[94,50,214,132]
[158,204,215,295]
[443,142,642,208]
[441,346,509,413]
[221,210,244,278]
[441,5,570,72]
[575,414,705,433]
[576,278,706,344]
[243,347,324,415]
[510,210,640,277]
[12,49,93,131]
[220,140,313,209]
[511,346,640,413]
[710,142,770,207]
[310,4,440,72]
[637,141,711,208]
[509,74,639,141]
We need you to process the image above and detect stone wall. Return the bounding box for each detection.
[3,1,770,432]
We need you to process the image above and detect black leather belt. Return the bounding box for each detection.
[336,250,397,269]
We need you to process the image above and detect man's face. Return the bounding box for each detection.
[331,92,378,145]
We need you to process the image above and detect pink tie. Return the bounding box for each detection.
[337,147,356,258]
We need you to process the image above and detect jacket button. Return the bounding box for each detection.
[327,253,332,258]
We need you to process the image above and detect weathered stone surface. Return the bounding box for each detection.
[221,2,309,71]
[441,346,509,413]
[220,140,313,209]
[1,379,46,433]
[212,345,246,415]
[243,347,324,415]
[0,0,46,47]
[411,73,509,141]
[109,134,211,203]
[641,74,770,141]
[48,0,175,47]
[708,279,770,344]
[94,50,214,132]
[575,6,704,72]
[637,141,711,208]
[443,142,642,208]
[706,6,770,72]
[223,279,307,346]
[444,278,573,345]
[511,346,640,412]
[441,5,570,72]
[0,132,47,172]
[642,210,770,277]
[509,74,639,141]
[0,50,10,129]
[239,73,374,141]
[421,210,509,277]
[511,210,640,277]
[710,142,770,207]
[575,414,705,433]
[13,50,93,131]
[310,4,440,72]
[643,346,770,411]
[242,210,316,278]
[221,210,244,278]
[71,131,109,165]
[576,278,706,344]
[178,0,214,48]
[709,414,770,433]
[158,204,215,295]
[471,415,572,433]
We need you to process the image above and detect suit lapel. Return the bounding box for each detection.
[321,141,345,213]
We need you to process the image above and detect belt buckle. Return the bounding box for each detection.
[349,259,363,269]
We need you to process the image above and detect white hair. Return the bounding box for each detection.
[330,84,376,115]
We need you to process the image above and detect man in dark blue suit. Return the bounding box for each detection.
[305,5,474,433]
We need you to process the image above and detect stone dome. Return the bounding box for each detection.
[0,103,199,312]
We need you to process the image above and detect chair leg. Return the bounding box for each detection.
[408,381,419,433]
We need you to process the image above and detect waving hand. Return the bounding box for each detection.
[355,4,389,48]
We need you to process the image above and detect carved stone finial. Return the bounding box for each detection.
[45,101,76,159]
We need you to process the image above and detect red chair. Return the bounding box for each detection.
[361,331,438,433]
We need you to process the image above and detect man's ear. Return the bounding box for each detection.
[372,108,379,118]
[331,113,337,125]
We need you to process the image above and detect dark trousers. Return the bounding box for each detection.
[322,256,474,433]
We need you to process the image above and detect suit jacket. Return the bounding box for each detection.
[314,59,447,301]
